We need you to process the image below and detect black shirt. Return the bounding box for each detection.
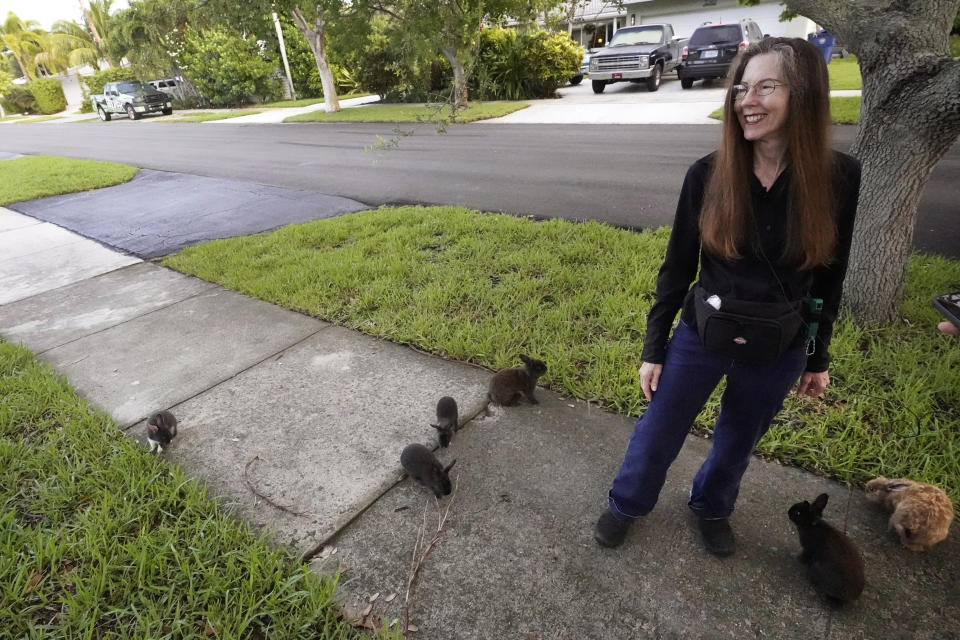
[641,151,861,372]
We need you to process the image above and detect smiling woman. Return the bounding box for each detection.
[595,37,862,557]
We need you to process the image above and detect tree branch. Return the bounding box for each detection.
[370,1,403,21]
[291,7,312,39]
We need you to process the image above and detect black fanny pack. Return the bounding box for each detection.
[692,284,804,364]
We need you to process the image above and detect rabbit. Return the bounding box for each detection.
[864,476,953,551]
[400,443,457,498]
[488,354,547,406]
[146,410,178,454]
[788,493,865,603]
[431,396,459,448]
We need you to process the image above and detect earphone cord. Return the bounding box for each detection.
[750,213,817,356]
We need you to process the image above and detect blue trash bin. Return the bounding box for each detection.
[808,30,835,64]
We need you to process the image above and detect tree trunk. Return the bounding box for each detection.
[440,45,468,109]
[786,0,960,324]
[292,6,340,113]
[78,0,115,67]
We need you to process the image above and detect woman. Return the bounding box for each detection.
[594,37,861,556]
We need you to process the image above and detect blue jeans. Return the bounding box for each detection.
[608,321,807,521]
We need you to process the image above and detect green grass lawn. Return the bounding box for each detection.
[13,115,65,124]
[828,55,862,90]
[708,96,862,124]
[0,156,138,206]
[284,101,528,123]
[829,96,862,124]
[0,340,400,638]
[167,109,262,122]
[261,92,374,108]
[163,206,960,512]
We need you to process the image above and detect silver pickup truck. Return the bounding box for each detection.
[588,24,688,93]
[90,80,173,121]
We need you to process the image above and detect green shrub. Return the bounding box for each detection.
[473,28,582,100]
[29,78,66,114]
[171,94,203,110]
[180,25,280,106]
[0,69,11,97]
[1,85,37,114]
[79,67,138,112]
[951,34,960,59]
[356,32,401,99]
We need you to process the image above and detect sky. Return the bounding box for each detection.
[3,0,130,31]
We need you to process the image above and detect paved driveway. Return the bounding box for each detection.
[9,169,369,258]
[486,73,727,124]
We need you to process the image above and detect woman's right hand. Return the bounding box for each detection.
[639,362,663,402]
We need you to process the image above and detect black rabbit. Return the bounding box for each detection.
[431,396,458,448]
[146,410,178,454]
[401,443,456,498]
[488,354,547,406]
[788,493,865,603]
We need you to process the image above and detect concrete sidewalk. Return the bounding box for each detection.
[209,94,382,124]
[1,205,956,639]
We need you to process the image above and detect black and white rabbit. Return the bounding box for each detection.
[146,410,178,454]
[788,493,865,603]
[487,354,547,406]
[431,396,459,448]
[401,443,456,498]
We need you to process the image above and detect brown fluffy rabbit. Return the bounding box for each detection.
[487,354,547,406]
[864,477,954,551]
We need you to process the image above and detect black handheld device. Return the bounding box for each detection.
[805,297,823,341]
[933,290,960,331]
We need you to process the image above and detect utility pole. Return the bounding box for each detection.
[273,12,297,101]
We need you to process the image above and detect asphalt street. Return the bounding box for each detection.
[3,122,957,257]
[10,169,366,258]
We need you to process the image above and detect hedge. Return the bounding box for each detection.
[1,86,37,114]
[30,78,66,114]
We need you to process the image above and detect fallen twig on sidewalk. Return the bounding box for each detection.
[243,455,313,518]
[403,476,458,633]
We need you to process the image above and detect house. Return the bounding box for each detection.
[566,0,816,49]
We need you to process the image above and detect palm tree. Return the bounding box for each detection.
[42,20,104,72]
[80,0,117,66]
[1,12,45,80]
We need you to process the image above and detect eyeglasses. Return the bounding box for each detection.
[732,79,787,101]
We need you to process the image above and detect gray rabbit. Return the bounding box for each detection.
[146,410,178,454]
[788,493,865,603]
[401,443,456,498]
[431,396,459,448]
[488,354,547,406]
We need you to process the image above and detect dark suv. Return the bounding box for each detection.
[678,19,764,89]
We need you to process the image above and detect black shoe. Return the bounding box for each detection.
[697,517,736,557]
[594,510,631,548]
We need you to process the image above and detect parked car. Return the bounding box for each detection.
[90,80,173,121]
[678,19,764,89]
[148,77,185,97]
[587,24,688,93]
[570,51,592,85]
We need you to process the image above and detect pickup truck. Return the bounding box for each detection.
[91,80,173,121]
[588,24,688,94]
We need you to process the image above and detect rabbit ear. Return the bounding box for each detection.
[887,481,910,492]
[519,354,530,364]
[812,493,829,514]
[443,459,457,474]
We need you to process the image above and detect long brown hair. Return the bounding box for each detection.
[700,37,836,270]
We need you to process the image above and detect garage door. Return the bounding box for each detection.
[641,3,785,40]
